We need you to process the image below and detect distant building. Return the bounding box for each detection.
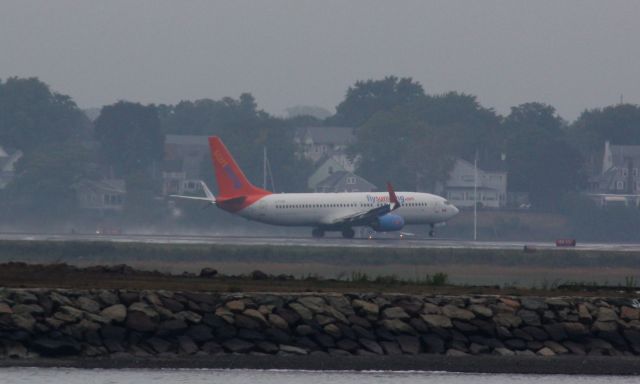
[437,158,508,209]
[314,170,377,193]
[162,135,209,196]
[74,179,126,213]
[0,146,22,189]
[588,141,640,206]
[294,126,356,165]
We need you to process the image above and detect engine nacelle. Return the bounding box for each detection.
[371,214,405,232]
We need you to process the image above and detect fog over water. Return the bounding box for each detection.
[2,368,639,384]
[1,1,639,120]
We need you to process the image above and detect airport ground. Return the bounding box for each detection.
[0,234,639,289]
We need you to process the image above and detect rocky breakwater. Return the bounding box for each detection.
[1,289,640,359]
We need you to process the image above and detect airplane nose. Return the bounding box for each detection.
[451,205,459,216]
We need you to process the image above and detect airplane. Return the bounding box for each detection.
[171,136,459,238]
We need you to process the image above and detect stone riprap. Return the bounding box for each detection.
[1,289,639,359]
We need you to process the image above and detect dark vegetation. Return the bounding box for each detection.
[0,76,639,239]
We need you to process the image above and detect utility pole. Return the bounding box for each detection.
[263,146,267,189]
[473,150,478,241]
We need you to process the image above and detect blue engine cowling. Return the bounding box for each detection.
[371,214,405,232]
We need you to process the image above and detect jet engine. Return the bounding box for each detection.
[371,214,405,232]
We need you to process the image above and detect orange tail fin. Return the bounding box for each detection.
[208,136,270,198]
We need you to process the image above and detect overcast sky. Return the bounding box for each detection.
[1,0,639,121]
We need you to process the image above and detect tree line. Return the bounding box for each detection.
[0,76,639,238]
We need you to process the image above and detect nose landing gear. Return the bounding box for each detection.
[429,224,435,237]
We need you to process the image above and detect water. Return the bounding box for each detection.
[0,368,638,384]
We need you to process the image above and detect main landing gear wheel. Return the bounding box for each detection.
[429,224,435,237]
[341,228,355,239]
[312,228,325,238]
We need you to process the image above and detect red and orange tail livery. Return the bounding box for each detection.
[208,136,271,200]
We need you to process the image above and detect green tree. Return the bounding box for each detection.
[329,76,425,126]
[0,77,90,152]
[504,103,583,210]
[159,94,312,193]
[1,142,95,218]
[94,101,164,177]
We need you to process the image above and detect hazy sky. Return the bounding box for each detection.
[1,0,639,121]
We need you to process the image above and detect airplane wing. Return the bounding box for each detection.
[327,182,401,226]
[170,181,216,203]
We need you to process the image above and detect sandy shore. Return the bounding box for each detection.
[1,355,639,375]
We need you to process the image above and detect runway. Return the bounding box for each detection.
[1,232,640,252]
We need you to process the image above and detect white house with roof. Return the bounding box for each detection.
[294,126,356,165]
[588,141,640,206]
[436,158,508,208]
[0,146,23,189]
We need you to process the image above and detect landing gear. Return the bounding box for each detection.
[312,228,325,238]
[429,224,435,237]
[341,228,355,239]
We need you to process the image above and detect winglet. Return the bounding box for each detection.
[387,182,400,210]
[200,181,215,201]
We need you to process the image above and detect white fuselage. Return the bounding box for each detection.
[235,191,458,228]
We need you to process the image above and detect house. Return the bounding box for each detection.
[162,135,209,196]
[74,179,126,213]
[294,126,356,165]
[314,170,377,193]
[437,158,508,209]
[0,146,22,189]
[588,141,640,206]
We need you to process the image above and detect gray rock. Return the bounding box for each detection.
[382,306,410,319]
[597,307,618,322]
[352,299,379,318]
[3,341,28,358]
[14,291,38,304]
[396,335,421,354]
[279,344,308,355]
[469,305,493,318]
[12,304,44,315]
[298,296,326,313]
[101,304,127,323]
[324,323,342,338]
[382,319,416,334]
[518,309,541,326]
[442,305,475,321]
[0,302,13,314]
[11,314,36,332]
[592,321,618,332]
[157,319,188,335]
[256,341,279,354]
[98,290,119,306]
[422,303,442,314]
[77,297,101,314]
[494,313,522,328]
[564,322,589,337]
[544,340,569,354]
[223,338,254,353]
[469,343,490,354]
[522,326,548,341]
[178,335,199,355]
[545,298,571,308]
[49,291,72,307]
[129,302,159,319]
[563,341,586,355]
[521,298,547,311]
[201,341,224,354]
[175,311,202,324]
[493,347,515,356]
[504,338,527,350]
[56,306,85,322]
[336,339,360,352]
[243,309,267,325]
[268,313,289,330]
[380,340,402,355]
[146,337,171,353]
[125,311,156,332]
[225,300,246,312]
[421,314,452,328]
[235,314,261,330]
[327,296,355,316]
[162,298,184,312]
[359,338,383,354]
[316,314,336,325]
[289,303,313,321]
[348,315,371,328]
[295,324,315,336]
